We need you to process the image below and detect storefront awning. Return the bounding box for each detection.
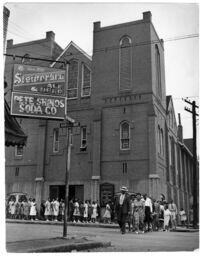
[5,99,27,147]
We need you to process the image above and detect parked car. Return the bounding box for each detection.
[6,192,28,203]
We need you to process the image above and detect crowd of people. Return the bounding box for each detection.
[6,188,190,235]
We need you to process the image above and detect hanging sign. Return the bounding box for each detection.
[11,92,66,119]
[12,64,66,96]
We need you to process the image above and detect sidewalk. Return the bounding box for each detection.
[7,236,111,253]
[6,219,199,232]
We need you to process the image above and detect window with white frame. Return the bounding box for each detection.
[155,44,162,98]
[120,121,130,150]
[80,126,87,151]
[119,36,132,91]
[53,128,59,153]
[67,59,79,99]
[15,145,23,157]
[81,63,91,97]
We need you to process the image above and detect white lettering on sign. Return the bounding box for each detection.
[13,94,65,117]
[14,71,65,86]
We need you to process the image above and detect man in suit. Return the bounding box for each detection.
[115,186,131,234]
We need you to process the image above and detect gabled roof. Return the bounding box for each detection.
[166,95,172,111]
[166,95,177,130]
[50,41,92,68]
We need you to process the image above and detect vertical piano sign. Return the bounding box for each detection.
[11,64,67,119]
[12,64,66,96]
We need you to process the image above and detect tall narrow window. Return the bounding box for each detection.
[169,136,172,165]
[53,128,59,153]
[80,126,87,152]
[15,167,19,176]
[81,64,91,97]
[120,121,130,150]
[67,59,79,99]
[119,36,132,91]
[160,128,164,155]
[15,145,23,157]
[155,45,162,98]
[158,125,161,154]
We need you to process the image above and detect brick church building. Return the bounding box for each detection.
[5,12,196,215]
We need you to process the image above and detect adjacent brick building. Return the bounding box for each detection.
[5,12,197,217]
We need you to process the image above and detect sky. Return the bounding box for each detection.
[4,1,199,143]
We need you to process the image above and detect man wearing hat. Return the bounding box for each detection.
[115,186,131,234]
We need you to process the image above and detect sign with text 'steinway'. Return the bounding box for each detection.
[11,64,67,119]
[11,92,66,120]
[13,64,66,96]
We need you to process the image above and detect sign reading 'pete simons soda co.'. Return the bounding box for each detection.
[11,64,67,119]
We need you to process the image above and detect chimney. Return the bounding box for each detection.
[143,11,152,22]
[7,39,13,48]
[177,113,183,142]
[46,31,55,41]
[93,21,101,32]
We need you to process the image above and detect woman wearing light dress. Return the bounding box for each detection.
[163,204,171,231]
[73,199,80,222]
[91,201,98,223]
[30,198,37,220]
[9,199,16,219]
[44,198,51,221]
[53,198,60,221]
[83,200,88,223]
[131,193,145,233]
[103,202,111,224]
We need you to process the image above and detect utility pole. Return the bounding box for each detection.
[63,122,73,237]
[183,98,199,228]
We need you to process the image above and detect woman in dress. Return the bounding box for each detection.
[103,202,111,224]
[73,199,80,223]
[30,198,37,221]
[44,198,51,221]
[88,200,92,223]
[83,200,88,223]
[132,193,145,233]
[19,200,24,219]
[179,208,187,227]
[59,199,65,221]
[15,200,20,219]
[53,198,60,221]
[9,198,16,219]
[163,204,171,231]
[23,200,30,220]
[50,199,55,221]
[91,201,97,223]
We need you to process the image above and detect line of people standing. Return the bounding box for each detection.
[7,197,38,221]
[68,199,101,223]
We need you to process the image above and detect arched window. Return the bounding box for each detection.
[67,59,79,99]
[119,36,132,91]
[120,121,130,150]
[81,63,91,97]
[155,45,162,98]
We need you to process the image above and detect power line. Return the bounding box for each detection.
[6,27,199,59]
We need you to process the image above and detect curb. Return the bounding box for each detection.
[6,219,199,233]
[28,241,111,252]
[170,229,199,233]
[6,219,118,229]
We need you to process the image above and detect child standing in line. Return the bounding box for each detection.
[179,208,187,227]
[103,202,111,224]
[163,204,171,231]
[30,198,37,221]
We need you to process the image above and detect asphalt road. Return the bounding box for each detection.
[6,223,199,252]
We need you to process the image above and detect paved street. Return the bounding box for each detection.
[6,223,199,252]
